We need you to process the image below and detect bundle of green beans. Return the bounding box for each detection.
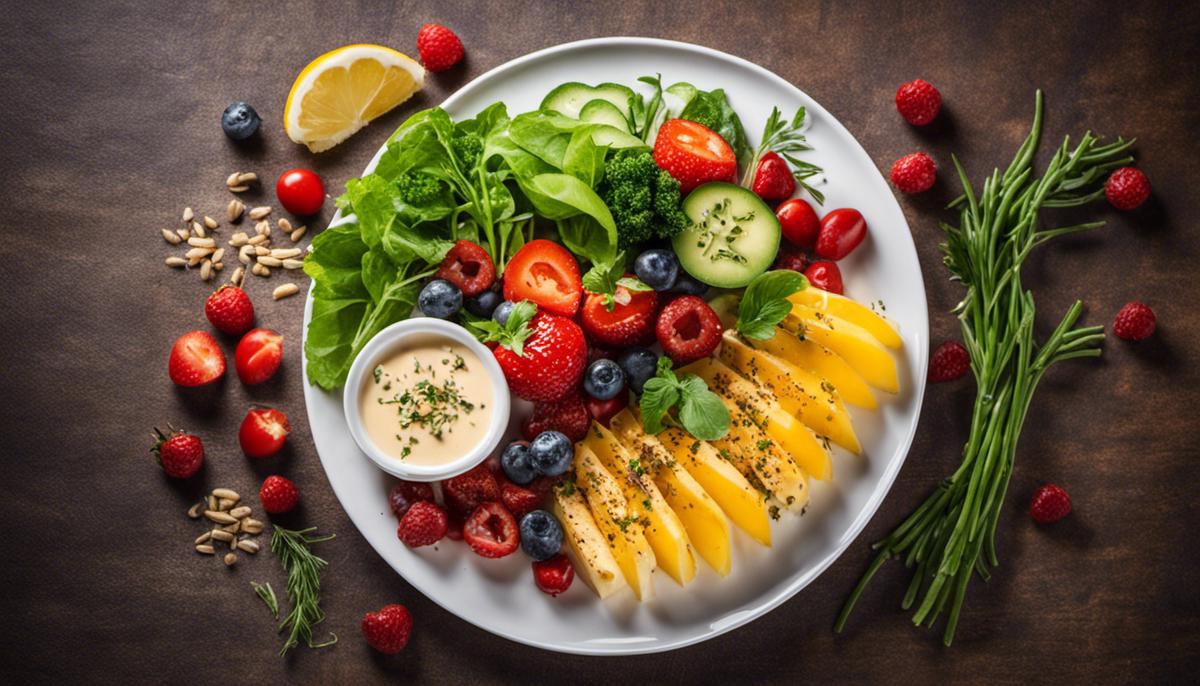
[835,91,1133,646]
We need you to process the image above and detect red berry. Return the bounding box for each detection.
[532,553,575,596]
[1105,167,1151,211]
[1029,483,1072,524]
[276,168,325,215]
[361,604,413,655]
[890,152,937,194]
[773,247,808,274]
[815,208,868,261]
[205,286,255,335]
[388,480,435,518]
[239,407,291,458]
[895,79,942,126]
[416,23,464,72]
[492,313,587,402]
[463,501,520,558]
[751,151,795,202]
[503,240,582,317]
[168,330,226,387]
[397,501,449,547]
[234,328,283,385]
[584,393,627,427]
[442,464,500,517]
[151,428,204,478]
[652,119,738,193]
[259,475,299,514]
[1112,301,1156,341]
[656,295,723,365]
[803,260,843,295]
[500,479,542,519]
[928,341,970,382]
[436,240,495,297]
[445,511,465,541]
[522,392,591,442]
[776,198,820,249]
[580,280,659,348]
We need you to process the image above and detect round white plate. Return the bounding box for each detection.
[303,37,928,655]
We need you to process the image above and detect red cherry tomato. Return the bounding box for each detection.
[584,393,628,427]
[532,553,575,596]
[276,168,325,215]
[804,260,844,294]
[239,407,291,458]
[776,198,821,249]
[503,239,582,317]
[234,328,283,385]
[815,208,867,260]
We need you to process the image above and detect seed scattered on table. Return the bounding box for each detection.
[211,529,234,543]
[282,258,304,270]
[224,553,237,567]
[195,531,212,545]
[277,217,293,234]
[196,544,215,555]
[290,226,307,242]
[273,283,299,301]
[200,260,213,281]
[176,227,190,240]
[248,206,272,221]
[182,207,194,223]
[229,505,251,519]
[237,539,260,554]
[227,199,245,223]
[270,247,301,259]
[212,488,240,502]
[162,229,182,245]
[188,237,216,248]
[231,266,245,286]
[187,502,204,519]
[257,255,282,268]
[192,221,206,238]
[165,256,188,268]
[204,215,219,230]
[204,509,237,525]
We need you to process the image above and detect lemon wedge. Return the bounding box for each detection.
[284,44,425,153]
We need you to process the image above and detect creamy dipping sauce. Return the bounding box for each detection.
[359,335,493,465]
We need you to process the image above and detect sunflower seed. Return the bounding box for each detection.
[290,226,307,242]
[273,283,300,300]
[221,522,240,534]
[229,232,249,247]
[196,544,215,555]
[217,497,235,511]
[193,221,206,238]
[277,217,292,233]
[248,206,272,220]
[226,172,241,187]
[251,263,271,278]
[237,172,258,184]
[200,260,213,281]
[204,215,219,230]
[182,207,194,223]
[208,495,219,510]
[255,220,270,236]
[210,529,234,543]
[211,248,225,264]
[282,258,305,270]
[165,256,188,268]
[177,227,191,240]
[228,185,249,193]
[229,505,252,519]
[246,234,268,246]
[204,509,237,525]
[241,518,264,534]
[194,531,212,545]
[257,256,283,267]
[270,247,301,259]
[187,237,216,248]
[187,502,204,518]
[185,246,215,259]
[162,228,182,244]
[237,539,260,554]
[231,266,245,286]
[187,254,205,267]
[212,488,240,501]
[238,246,253,265]
[213,262,224,271]
[227,199,245,223]
[224,552,237,566]
[254,246,269,257]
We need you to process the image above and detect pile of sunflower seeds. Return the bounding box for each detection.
[187,487,265,567]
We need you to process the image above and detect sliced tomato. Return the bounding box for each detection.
[579,280,659,348]
[436,240,496,297]
[239,407,291,458]
[234,328,283,385]
[503,239,582,317]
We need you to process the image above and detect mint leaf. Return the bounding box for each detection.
[638,359,729,440]
[736,270,809,340]
[639,377,679,434]
[581,251,628,311]
[617,276,652,292]
[468,300,536,355]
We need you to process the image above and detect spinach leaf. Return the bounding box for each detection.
[562,128,609,187]
[679,88,752,168]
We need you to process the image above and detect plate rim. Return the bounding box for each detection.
[303,35,930,656]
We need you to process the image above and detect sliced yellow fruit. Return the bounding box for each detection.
[573,445,656,600]
[713,397,810,512]
[609,411,732,576]
[746,327,877,409]
[583,423,695,586]
[552,484,626,599]
[718,331,861,454]
[284,44,425,153]
[656,425,772,546]
[784,306,899,394]
[682,358,833,482]
[789,288,903,349]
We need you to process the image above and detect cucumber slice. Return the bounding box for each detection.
[672,183,781,289]
[541,82,634,120]
[579,99,631,133]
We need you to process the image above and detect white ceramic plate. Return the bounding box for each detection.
[303,37,928,655]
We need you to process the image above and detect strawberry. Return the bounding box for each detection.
[773,246,808,274]
[436,240,495,297]
[500,479,542,519]
[416,23,464,72]
[1029,484,1071,524]
[442,464,500,517]
[751,151,795,201]
[522,392,590,442]
[1105,167,1151,210]
[388,480,435,518]
[803,260,843,294]
[1112,301,1156,341]
[168,330,226,387]
[463,501,520,558]
[361,604,413,655]
[580,280,658,348]
[929,341,970,382]
[259,475,299,515]
[653,119,737,193]
[890,152,937,194]
[532,554,575,596]
[584,393,627,428]
[490,310,587,403]
[205,286,254,336]
[656,296,723,365]
[150,427,204,478]
[397,501,449,547]
[895,79,942,126]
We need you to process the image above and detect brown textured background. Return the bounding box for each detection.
[2,0,1198,683]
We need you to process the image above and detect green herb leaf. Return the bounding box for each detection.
[736,270,809,340]
[638,358,729,440]
[743,107,824,203]
[251,581,279,619]
[617,276,652,292]
[270,526,337,656]
[468,300,536,355]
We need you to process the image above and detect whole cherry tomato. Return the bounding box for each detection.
[276,168,325,215]
[815,208,867,260]
[776,198,821,248]
[804,260,844,294]
[239,407,291,458]
[234,328,283,385]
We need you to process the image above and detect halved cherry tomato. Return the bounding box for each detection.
[276,168,325,215]
[804,260,844,294]
[815,208,867,260]
[652,119,738,193]
[776,198,821,248]
[239,407,291,458]
[463,502,519,558]
[234,328,283,385]
[436,240,496,297]
[503,239,582,317]
[168,330,226,387]
[579,280,659,348]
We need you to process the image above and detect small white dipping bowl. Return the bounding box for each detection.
[343,317,510,482]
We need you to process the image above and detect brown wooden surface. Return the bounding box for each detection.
[2,0,1198,682]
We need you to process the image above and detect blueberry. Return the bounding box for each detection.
[669,272,709,296]
[500,441,537,485]
[519,510,564,561]
[418,279,462,318]
[492,300,516,326]
[634,249,680,291]
[465,289,501,318]
[617,347,659,394]
[221,101,261,141]
[528,430,572,477]
[583,359,625,400]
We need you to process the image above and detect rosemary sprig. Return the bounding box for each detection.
[251,581,279,618]
[270,525,338,656]
[741,107,825,204]
[835,91,1132,646]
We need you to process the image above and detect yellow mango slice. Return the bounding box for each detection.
[746,327,877,409]
[789,288,903,349]
[784,306,899,394]
[552,484,627,599]
[573,445,657,600]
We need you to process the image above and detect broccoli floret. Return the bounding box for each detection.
[599,151,690,249]
[395,172,443,206]
[451,132,483,169]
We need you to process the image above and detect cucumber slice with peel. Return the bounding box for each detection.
[672,182,781,289]
[541,82,634,119]
[579,99,631,133]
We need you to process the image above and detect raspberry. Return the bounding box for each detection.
[500,479,542,519]
[397,501,448,547]
[388,480,435,518]
[204,286,255,336]
[442,464,500,516]
[361,604,413,654]
[1029,484,1071,524]
[463,502,519,558]
[890,152,937,194]
[259,475,299,514]
[1105,167,1151,210]
[1112,301,1155,341]
[656,296,723,365]
[521,393,591,442]
[773,247,808,274]
[895,79,941,126]
[532,553,575,596]
[928,340,969,382]
[416,23,464,72]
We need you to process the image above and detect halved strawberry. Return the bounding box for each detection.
[580,279,659,348]
[168,331,226,387]
[436,240,495,297]
[463,501,520,558]
[503,239,582,317]
[653,119,737,194]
